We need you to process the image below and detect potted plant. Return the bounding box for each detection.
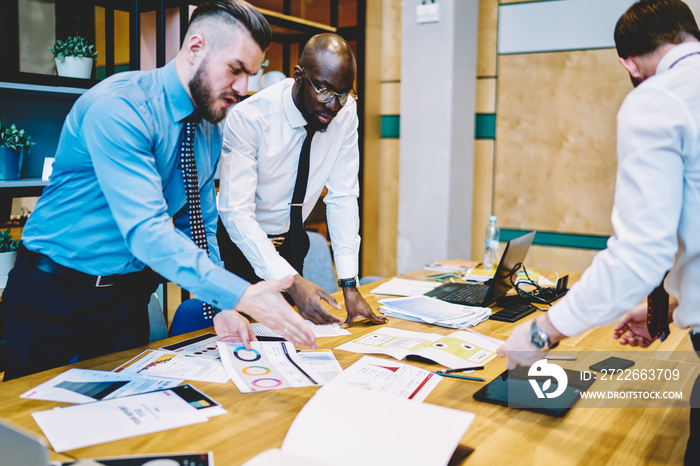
[0,120,34,180]
[0,228,19,289]
[47,34,98,79]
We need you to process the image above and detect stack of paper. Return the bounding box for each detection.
[379,295,491,329]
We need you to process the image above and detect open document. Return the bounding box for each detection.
[218,341,332,393]
[20,368,181,404]
[379,295,491,329]
[33,385,224,452]
[336,327,501,369]
[242,384,475,466]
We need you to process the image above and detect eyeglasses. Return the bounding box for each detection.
[303,70,357,107]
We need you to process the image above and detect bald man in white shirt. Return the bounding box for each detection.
[217,33,387,328]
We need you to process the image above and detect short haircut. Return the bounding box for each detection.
[188,0,272,52]
[615,0,700,58]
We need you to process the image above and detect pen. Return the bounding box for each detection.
[545,356,577,361]
[436,373,485,382]
[437,366,484,374]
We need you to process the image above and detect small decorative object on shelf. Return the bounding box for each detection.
[0,119,34,180]
[248,59,269,93]
[0,228,19,289]
[47,34,98,79]
[261,70,286,89]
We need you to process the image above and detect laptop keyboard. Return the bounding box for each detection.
[438,284,488,305]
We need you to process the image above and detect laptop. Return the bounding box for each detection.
[0,419,51,466]
[424,231,536,307]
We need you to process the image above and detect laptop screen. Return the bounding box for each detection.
[482,231,536,305]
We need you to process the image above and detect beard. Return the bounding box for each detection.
[294,84,331,133]
[189,58,238,124]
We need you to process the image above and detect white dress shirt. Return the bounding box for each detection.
[549,42,700,336]
[218,78,361,281]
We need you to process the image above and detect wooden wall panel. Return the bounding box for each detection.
[377,139,400,276]
[494,49,630,236]
[526,245,600,275]
[471,140,495,261]
[476,77,496,114]
[381,0,402,82]
[381,81,401,114]
[477,0,498,77]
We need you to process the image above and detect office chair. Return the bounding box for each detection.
[303,231,338,294]
[170,298,212,336]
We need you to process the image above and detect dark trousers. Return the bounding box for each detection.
[3,251,159,381]
[687,333,700,465]
[216,217,308,282]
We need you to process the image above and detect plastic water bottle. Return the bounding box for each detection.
[483,216,500,270]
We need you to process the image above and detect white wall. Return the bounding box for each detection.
[397,0,479,273]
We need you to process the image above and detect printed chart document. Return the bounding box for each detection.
[160,333,222,359]
[20,368,181,404]
[218,341,329,393]
[379,295,491,329]
[242,384,475,466]
[370,277,441,296]
[114,349,229,383]
[325,355,440,402]
[336,327,501,369]
[33,385,223,452]
[295,349,344,382]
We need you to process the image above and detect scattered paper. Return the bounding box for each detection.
[246,384,475,466]
[379,295,491,329]
[218,341,329,393]
[20,368,181,404]
[57,452,214,465]
[424,261,471,274]
[296,350,344,382]
[114,349,230,384]
[251,321,350,338]
[335,327,501,369]
[325,356,440,402]
[33,385,223,452]
[370,277,441,296]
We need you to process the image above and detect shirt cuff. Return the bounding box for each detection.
[334,255,358,281]
[547,300,594,337]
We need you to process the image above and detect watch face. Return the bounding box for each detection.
[530,322,547,350]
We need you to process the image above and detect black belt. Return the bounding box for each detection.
[16,243,146,288]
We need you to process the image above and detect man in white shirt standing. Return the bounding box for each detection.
[217,33,387,327]
[497,0,700,461]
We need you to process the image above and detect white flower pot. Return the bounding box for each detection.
[55,56,94,79]
[0,250,17,289]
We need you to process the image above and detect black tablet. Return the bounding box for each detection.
[473,366,596,417]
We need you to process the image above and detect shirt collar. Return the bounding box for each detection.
[656,41,700,75]
[283,78,309,129]
[162,60,197,123]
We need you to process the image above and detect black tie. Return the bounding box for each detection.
[180,114,217,320]
[289,125,316,273]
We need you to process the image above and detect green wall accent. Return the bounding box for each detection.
[475,113,496,139]
[380,114,400,138]
[379,113,497,140]
[500,228,609,250]
[96,64,131,80]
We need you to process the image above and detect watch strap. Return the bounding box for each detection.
[338,276,359,288]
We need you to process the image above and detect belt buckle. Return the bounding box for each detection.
[95,276,115,288]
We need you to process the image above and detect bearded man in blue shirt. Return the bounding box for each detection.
[3,0,316,382]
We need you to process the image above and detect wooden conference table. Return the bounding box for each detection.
[0,263,695,465]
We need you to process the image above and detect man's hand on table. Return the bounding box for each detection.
[342,286,388,327]
[497,315,565,369]
[213,310,257,350]
[234,276,317,349]
[287,274,344,325]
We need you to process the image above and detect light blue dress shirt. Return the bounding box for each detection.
[22,60,249,310]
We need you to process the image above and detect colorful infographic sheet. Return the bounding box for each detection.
[335,327,501,369]
[20,368,181,404]
[218,341,331,393]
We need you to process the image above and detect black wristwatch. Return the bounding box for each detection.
[338,276,359,288]
[530,320,559,350]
